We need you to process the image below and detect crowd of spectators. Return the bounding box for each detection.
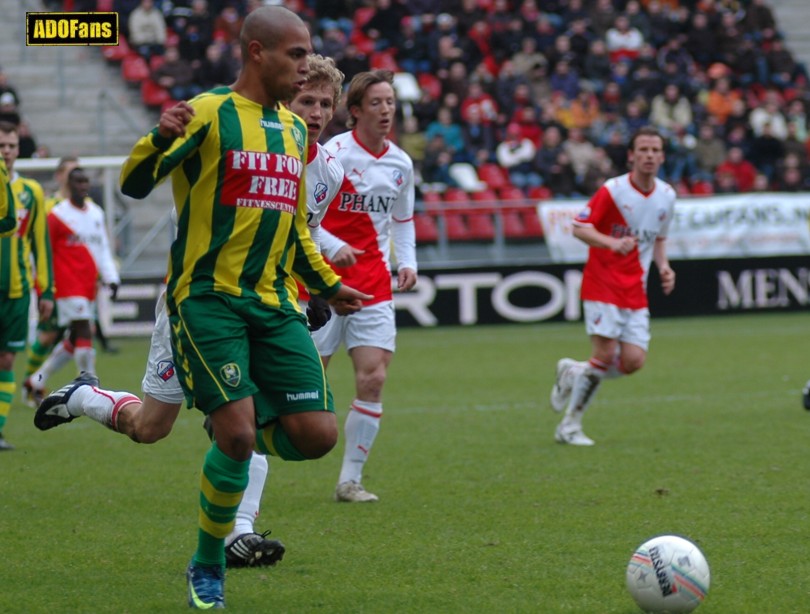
[0,66,45,159]
[66,0,810,197]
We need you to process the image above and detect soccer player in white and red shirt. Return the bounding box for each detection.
[550,126,676,446]
[315,70,418,502]
[28,167,119,399]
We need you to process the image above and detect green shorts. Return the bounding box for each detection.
[36,303,62,334]
[169,293,334,425]
[0,294,30,353]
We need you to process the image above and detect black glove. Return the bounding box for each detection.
[109,282,119,301]
[306,294,332,332]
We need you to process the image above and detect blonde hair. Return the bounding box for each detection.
[305,54,344,109]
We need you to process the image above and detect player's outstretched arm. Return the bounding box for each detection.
[327,284,372,315]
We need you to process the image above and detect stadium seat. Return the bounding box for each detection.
[690,180,714,195]
[414,213,439,244]
[499,185,527,202]
[141,79,172,108]
[121,53,150,84]
[448,163,487,192]
[353,6,376,29]
[165,29,180,48]
[149,54,165,72]
[370,51,399,72]
[519,209,544,239]
[416,73,442,100]
[96,0,114,9]
[464,212,496,241]
[478,163,509,191]
[471,189,498,203]
[421,190,443,204]
[527,186,553,200]
[102,36,130,62]
[443,187,470,204]
[393,72,422,103]
[501,210,526,240]
[442,212,471,241]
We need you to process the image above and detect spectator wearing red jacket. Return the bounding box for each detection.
[714,146,758,192]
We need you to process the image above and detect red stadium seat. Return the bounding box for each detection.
[443,187,470,204]
[519,209,544,239]
[443,213,470,241]
[690,180,714,195]
[471,189,498,203]
[499,185,527,202]
[350,30,376,55]
[165,29,180,48]
[478,163,509,191]
[527,185,553,200]
[96,0,114,9]
[501,210,526,240]
[353,6,376,28]
[421,191,442,204]
[122,53,150,84]
[149,54,165,72]
[102,36,130,63]
[141,79,172,108]
[465,212,496,241]
[417,73,442,100]
[414,213,439,244]
[370,51,399,72]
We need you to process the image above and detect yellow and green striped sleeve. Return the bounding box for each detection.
[0,159,15,237]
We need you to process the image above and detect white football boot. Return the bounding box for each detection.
[554,424,595,446]
[334,481,379,502]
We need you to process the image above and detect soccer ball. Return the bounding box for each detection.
[626,535,710,613]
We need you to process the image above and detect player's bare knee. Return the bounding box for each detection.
[357,369,387,397]
[303,430,338,459]
[134,421,173,444]
[622,357,645,374]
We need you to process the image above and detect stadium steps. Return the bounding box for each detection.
[0,37,157,156]
[771,0,810,71]
[0,3,173,277]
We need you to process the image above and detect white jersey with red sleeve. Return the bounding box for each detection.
[573,173,675,309]
[321,130,416,304]
[49,199,120,300]
[305,142,345,249]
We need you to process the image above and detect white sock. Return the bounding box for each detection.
[32,339,74,389]
[561,361,606,430]
[74,346,96,375]
[338,400,382,485]
[67,385,141,429]
[227,453,269,544]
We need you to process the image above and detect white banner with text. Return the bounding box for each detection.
[538,193,810,263]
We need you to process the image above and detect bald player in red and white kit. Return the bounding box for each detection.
[315,70,417,502]
[550,126,676,446]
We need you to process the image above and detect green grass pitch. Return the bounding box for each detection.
[4,312,810,613]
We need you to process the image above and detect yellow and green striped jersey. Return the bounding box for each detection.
[0,159,15,237]
[121,88,341,313]
[44,193,61,214]
[0,173,54,300]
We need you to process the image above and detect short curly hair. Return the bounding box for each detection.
[304,54,344,110]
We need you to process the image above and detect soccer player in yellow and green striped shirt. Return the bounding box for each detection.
[0,159,14,237]
[118,6,369,608]
[0,122,54,450]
